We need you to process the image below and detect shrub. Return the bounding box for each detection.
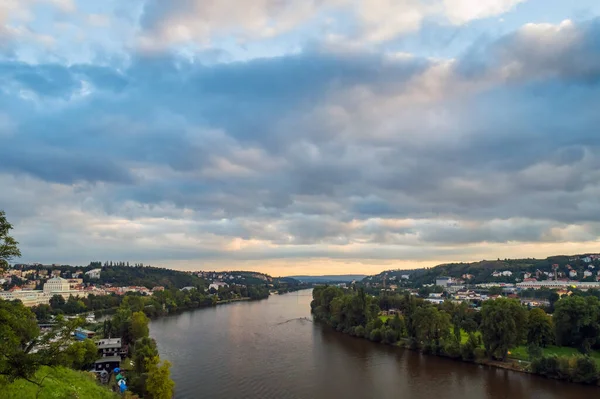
[444,339,461,359]
[369,328,383,342]
[354,325,365,338]
[383,328,398,345]
[571,356,599,384]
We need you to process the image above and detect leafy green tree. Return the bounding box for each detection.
[480,298,527,360]
[145,357,175,399]
[131,311,150,341]
[554,296,600,353]
[133,337,159,374]
[0,210,21,271]
[56,339,98,369]
[413,306,451,353]
[488,286,503,296]
[527,308,553,347]
[0,299,40,382]
[49,295,66,311]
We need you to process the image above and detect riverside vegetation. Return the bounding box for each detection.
[311,285,600,385]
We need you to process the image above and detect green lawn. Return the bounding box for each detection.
[2,366,119,399]
[508,345,600,365]
[379,315,390,323]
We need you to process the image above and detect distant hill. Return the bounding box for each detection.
[286,275,366,283]
[363,253,600,286]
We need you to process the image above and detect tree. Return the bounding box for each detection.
[133,337,159,374]
[480,298,527,361]
[0,210,21,271]
[131,311,150,341]
[145,357,175,399]
[49,295,66,310]
[526,308,553,347]
[57,339,98,369]
[413,306,451,353]
[488,286,503,296]
[0,299,40,382]
[554,296,600,353]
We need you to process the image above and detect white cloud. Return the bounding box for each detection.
[443,0,526,25]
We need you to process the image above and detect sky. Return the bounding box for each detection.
[1,0,600,276]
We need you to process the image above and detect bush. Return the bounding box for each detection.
[527,343,543,361]
[444,339,461,359]
[383,328,398,345]
[572,356,599,384]
[531,355,560,378]
[354,325,365,338]
[369,328,383,342]
[460,333,478,361]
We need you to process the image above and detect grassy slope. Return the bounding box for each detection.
[2,366,119,399]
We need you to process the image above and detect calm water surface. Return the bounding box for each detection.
[149,289,597,399]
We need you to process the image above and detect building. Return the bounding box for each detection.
[96,338,125,358]
[43,277,70,294]
[209,282,228,291]
[85,269,102,279]
[0,289,49,307]
[569,270,578,278]
[584,270,593,278]
[516,281,600,290]
[43,277,88,299]
[94,356,121,372]
[435,277,452,287]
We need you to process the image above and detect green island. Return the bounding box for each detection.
[311,285,600,385]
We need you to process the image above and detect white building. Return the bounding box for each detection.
[43,277,71,294]
[516,281,600,290]
[0,290,49,307]
[435,277,452,287]
[401,274,410,280]
[85,269,101,279]
[209,282,228,291]
[583,257,592,263]
[569,270,578,278]
[43,277,88,299]
[584,270,593,277]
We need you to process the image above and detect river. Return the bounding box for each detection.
[149,289,596,398]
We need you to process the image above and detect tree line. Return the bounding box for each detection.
[312,286,600,384]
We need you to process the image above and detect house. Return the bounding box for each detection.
[569,270,578,278]
[461,274,474,280]
[209,282,228,291]
[435,277,452,287]
[94,356,121,372]
[180,286,195,292]
[523,272,531,279]
[96,338,127,359]
[583,257,592,263]
[85,269,101,279]
[584,270,593,277]
[151,286,164,293]
[401,274,410,280]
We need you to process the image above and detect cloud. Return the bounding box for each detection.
[2,16,600,272]
[137,0,528,49]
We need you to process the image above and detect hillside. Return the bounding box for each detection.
[287,275,366,283]
[364,253,600,286]
[2,366,118,399]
